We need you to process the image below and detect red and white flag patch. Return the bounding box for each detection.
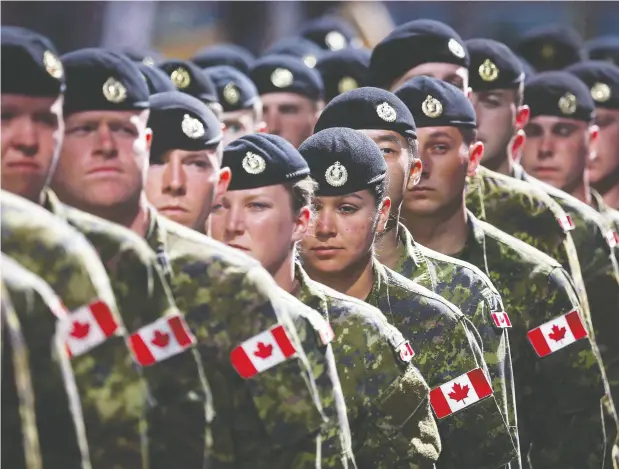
[129,313,196,366]
[604,230,619,249]
[429,368,493,419]
[61,301,118,358]
[491,311,512,329]
[397,341,415,363]
[230,324,297,379]
[557,214,575,232]
[527,310,587,357]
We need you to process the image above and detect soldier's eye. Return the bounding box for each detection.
[338,204,358,214]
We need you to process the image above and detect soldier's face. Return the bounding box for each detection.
[403,126,480,217]
[300,191,390,276]
[146,145,229,233]
[589,107,619,189]
[391,63,469,92]
[210,184,310,275]
[1,94,64,203]
[522,115,597,194]
[222,108,262,146]
[53,109,151,213]
[261,92,321,147]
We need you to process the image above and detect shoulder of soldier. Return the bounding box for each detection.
[2,254,57,300]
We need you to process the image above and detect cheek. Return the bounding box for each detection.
[145,167,164,195]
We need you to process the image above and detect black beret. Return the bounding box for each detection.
[223,133,309,191]
[1,26,65,96]
[299,16,358,51]
[203,66,259,112]
[61,48,149,116]
[191,44,255,75]
[466,38,524,92]
[250,55,324,101]
[524,71,595,122]
[566,60,619,110]
[370,20,469,90]
[395,76,476,129]
[148,91,222,162]
[517,55,537,81]
[315,48,371,102]
[137,63,176,95]
[515,24,584,72]
[120,47,163,66]
[299,127,386,197]
[585,36,619,66]
[264,36,325,69]
[158,59,218,104]
[314,86,416,139]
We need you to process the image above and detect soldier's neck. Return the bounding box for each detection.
[272,252,301,297]
[481,152,512,176]
[568,179,593,207]
[95,195,150,237]
[402,201,468,256]
[304,254,374,301]
[374,214,403,270]
[601,183,619,210]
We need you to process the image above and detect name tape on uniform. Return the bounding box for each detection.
[491,311,512,329]
[527,310,587,357]
[129,313,196,366]
[59,300,118,358]
[429,368,493,419]
[231,324,297,378]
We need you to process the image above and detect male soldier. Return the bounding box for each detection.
[299,15,361,51]
[515,24,584,72]
[2,255,90,469]
[396,75,609,467]
[263,36,325,70]
[249,54,324,148]
[586,36,619,66]
[314,86,519,468]
[204,65,266,145]
[191,43,255,75]
[50,48,345,468]
[315,48,371,103]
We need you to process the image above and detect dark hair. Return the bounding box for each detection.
[368,176,389,208]
[459,127,478,146]
[285,176,318,215]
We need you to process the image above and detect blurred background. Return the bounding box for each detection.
[2,1,619,58]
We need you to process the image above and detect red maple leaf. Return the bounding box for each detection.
[448,383,470,403]
[254,342,273,359]
[70,321,90,339]
[548,324,566,342]
[151,330,170,348]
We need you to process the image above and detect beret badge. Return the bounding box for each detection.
[325,31,346,51]
[303,55,317,68]
[325,161,348,187]
[171,67,191,89]
[102,77,127,103]
[338,76,359,94]
[223,82,240,105]
[422,95,443,118]
[181,114,205,139]
[448,39,466,59]
[142,56,155,67]
[479,59,499,82]
[591,82,611,103]
[43,50,63,80]
[271,68,294,88]
[242,152,266,175]
[558,92,577,115]
[376,102,397,122]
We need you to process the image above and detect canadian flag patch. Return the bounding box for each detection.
[231,324,297,379]
[59,301,118,358]
[527,310,587,357]
[557,214,575,232]
[129,313,197,366]
[397,341,415,363]
[429,368,493,419]
[491,311,512,329]
[604,230,619,249]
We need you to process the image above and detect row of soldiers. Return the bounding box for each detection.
[2,15,619,469]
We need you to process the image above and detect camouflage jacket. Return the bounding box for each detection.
[366,261,517,469]
[0,190,150,469]
[44,190,212,469]
[295,263,440,469]
[144,206,336,469]
[454,212,608,467]
[391,223,519,468]
[591,188,619,235]
[2,255,90,469]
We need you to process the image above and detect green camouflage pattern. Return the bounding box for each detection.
[591,189,619,234]
[43,189,213,469]
[366,260,517,469]
[0,190,148,469]
[1,281,43,469]
[144,206,335,469]
[2,255,90,469]
[295,263,441,469]
[454,213,608,467]
[391,223,520,468]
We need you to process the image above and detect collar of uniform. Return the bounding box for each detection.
[463,211,488,260]
[41,188,67,218]
[295,262,329,316]
[394,223,436,287]
[590,188,606,213]
[365,257,389,306]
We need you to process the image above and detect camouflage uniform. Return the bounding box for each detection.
[295,263,441,469]
[453,212,608,467]
[0,190,148,469]
[42,189,213,469]
[2,255,90,469]
[144,206,338,469]
[591,188,619,234]
[366,260,517,469]
[391,223,520,468]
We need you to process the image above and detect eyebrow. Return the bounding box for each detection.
[427,131,454,140]
[374,135,402,146]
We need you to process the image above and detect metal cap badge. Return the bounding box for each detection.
[102,77,127,103]
[271,68,294,88]
[242,151,266,174]
[181,114,205,139]
[376,102,397,122]
[448,39,466,59]
[171,67,191,89]
[223,82,240,105]
[591,82,611,103]
[325,161,348,187]
[558,92,577,115]
[325,31,346,51]
[43,50,63,80]
[338,76,359,94]
[303,55,317,69]
[422,95,443,118]
[478,59,499,82]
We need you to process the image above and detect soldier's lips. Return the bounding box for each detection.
[227,243,250,252]
[5,161,41,172]
[87,166,122,175]
[311,246,343,258]
[159,205,188,214]
[532,166,560,174]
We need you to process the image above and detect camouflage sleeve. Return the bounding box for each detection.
[518,266,607,468]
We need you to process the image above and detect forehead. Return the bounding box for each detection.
[472,88,516,100]
[361,128,408,146]
[1,93,60,110]
[64,109,146,124]
[225,183,290,200]
[406,62,468,80]
[315,190,371,203]
[260,92,312,107]
[417,125,463,141]
[222,108,255,122]
[595,107,619,120]
[528,114,588,129]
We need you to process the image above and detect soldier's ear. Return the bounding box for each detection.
[376,196,392,234]
[406,158,423,191]
[516,105,530,130]
[467,141,484,177]
[292,206,311,243]
[510,129,527,163]
[588,124,600,162]
[216,167,232,197]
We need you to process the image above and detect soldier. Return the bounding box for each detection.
[585,35,619,66]
[204,65,266,145]
[2,254,90,469]
[249,55,324,147]
[396,75,609,467]
[299,127,517,469]
[315,48,371,103]
[50,52,343,467]
[263,36,325,70]
[210,132,441,468]
[136,62,176,95]
[314,86,519,468]
[514,24,584,72]
[299,15,361,51]
[191,43,255,75]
